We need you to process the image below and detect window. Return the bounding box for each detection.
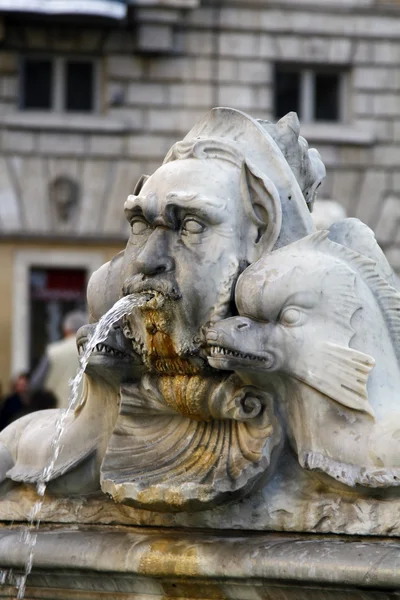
[21,59,53,110]
[274,65,347,123]
[20,56,98,113]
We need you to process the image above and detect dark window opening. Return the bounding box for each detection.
[274,64,344,123]
[20,56,96,113]
[274,68,301,119]
[65,61,94,112]
[21,59,53,110]
[29,267,87,371]
[315,72,340,122]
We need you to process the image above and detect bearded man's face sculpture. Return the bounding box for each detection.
[120,158,272,374]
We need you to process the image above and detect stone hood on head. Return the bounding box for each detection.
[164,107,322,249]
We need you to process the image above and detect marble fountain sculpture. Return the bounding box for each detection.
[0,108,400,599]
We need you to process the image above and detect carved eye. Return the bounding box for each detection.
[182,218,205,234]
[131,218,149,235]
[280,307,302,326]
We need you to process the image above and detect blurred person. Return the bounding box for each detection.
[30,310,88,409]
[0,372,30,430]
[29,389,57,412]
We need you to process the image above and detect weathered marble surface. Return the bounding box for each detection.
[0,527,399,599]
[1,446,400,536]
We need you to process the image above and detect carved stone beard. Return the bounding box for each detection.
[123,257,243,377]
[130,302,204,375]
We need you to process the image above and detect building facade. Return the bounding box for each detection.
[0,0,399,387]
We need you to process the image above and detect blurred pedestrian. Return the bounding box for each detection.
[0,372,30,430]
[29,389,57,412]
[30,310,88,409]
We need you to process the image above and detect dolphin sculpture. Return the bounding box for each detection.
[207,230,400,489]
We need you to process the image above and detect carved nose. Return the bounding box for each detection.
[137,256,175,276]
[134,229,175,276]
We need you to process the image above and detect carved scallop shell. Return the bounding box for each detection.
[101,374,282,512]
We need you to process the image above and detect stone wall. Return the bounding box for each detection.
[0,2,399,259]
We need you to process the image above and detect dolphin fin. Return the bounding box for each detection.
[297,342,376,419]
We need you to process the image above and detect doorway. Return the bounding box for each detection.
[29,267,87,371]
[12,249,104,376]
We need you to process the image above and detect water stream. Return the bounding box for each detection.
[16,293,148,599]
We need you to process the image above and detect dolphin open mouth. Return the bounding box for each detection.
[77,339,128,359]
[209,345,273,368]
[210,345,267,363]
[76,322,134,361]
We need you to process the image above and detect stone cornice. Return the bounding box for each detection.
[200,0,400,20]
[129,0,199,7]
[0,113,132,134]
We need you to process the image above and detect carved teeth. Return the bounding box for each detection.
[81,342,127,358]
[210,345,266,362]
[78,338,129,359]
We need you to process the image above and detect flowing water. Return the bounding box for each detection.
[16,293,148,599]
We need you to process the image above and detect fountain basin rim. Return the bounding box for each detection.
[0,527,399,589]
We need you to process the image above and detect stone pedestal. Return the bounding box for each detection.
[0,527,399,599]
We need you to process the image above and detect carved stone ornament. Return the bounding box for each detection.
[49,175,79,223]
[100,107,321,510]
[2,107,400,532]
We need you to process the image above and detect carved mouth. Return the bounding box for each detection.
[131,338,146,357]
[209,345,273,367]
[77,339,129,360]
[138,290,167,310]
[127,282,181,304]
